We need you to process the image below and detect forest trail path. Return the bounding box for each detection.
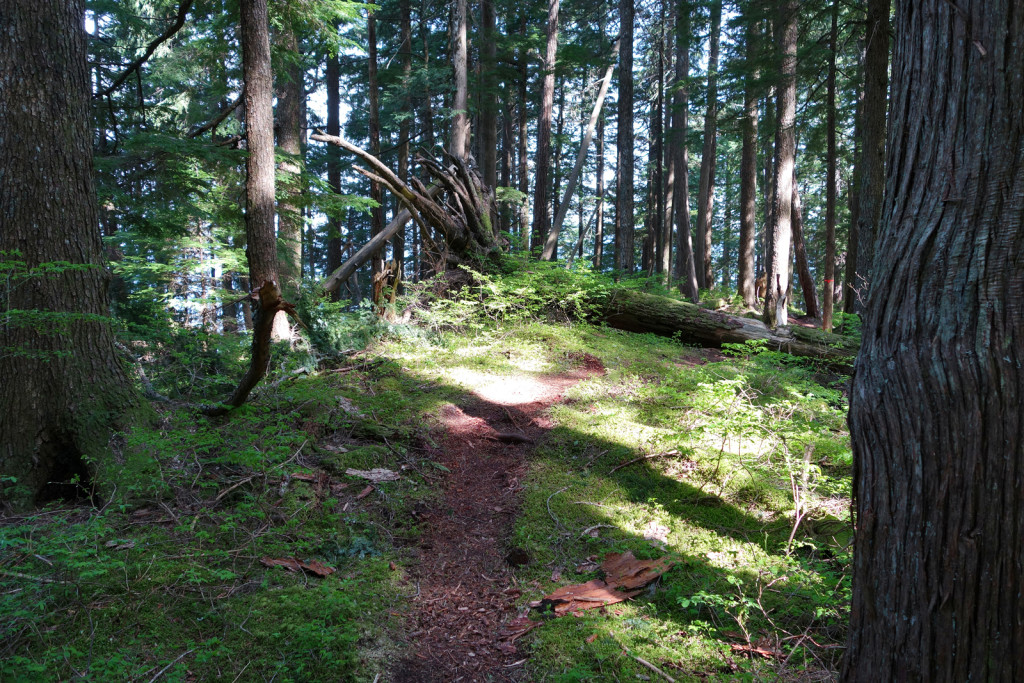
[392,353,605,682]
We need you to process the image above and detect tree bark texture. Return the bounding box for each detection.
[274,24,304,303]
[594,116,605,269]
[1,0,142,507]
[326,43,343,300]
[532,0,559,254]
[851,0,889,314]
[695,0,722,290]
[791,171,819,318]
[449,0,470,161]
[673,1,698,302]
[823,1,838,331]
[396,0,413,277]
[479,0,498,200]
[843,2,1024,680]
[738,17,759,308]
[240,0,278,290]
[367,10,385,299]
[615,0,635,273]
[763,0,796,328]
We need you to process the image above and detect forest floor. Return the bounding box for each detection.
[1,282,856,681]
[393,353,605,682]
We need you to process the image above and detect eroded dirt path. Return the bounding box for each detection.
[393,354,605,682]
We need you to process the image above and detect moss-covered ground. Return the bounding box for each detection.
[1,266,852,681]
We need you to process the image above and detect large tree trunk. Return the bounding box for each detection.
[695,0,722,290]
[822,1,838,331]
[615,0,635,273]
[850,0,889,314]
[449,0,470,160]
[650,4,665,276]
[531,0,559,254]
[738,16,759,308]
[1,0,142,508]
[479,0,497,205]
[843,1,1024,679]
[673,1,698,302]
[603,290,856,367]
[763,0,797,328]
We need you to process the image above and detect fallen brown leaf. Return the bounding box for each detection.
[260,556,336,577]
[532,552,673,616]
[356,485,374,499]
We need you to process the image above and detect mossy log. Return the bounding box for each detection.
[603,289,858,367]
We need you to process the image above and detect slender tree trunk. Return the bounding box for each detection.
[544,41,618,260]
[550,84,566,257]
[531,0,559,254]
[791,170,819,318]
[651,7,665,275]
[517,14,530,250]
[1,0,142,508]
[673,0,697,301]
[851,0,889,314]
[595,116,605,269]
[763,0,796,328]
[844,2,1024,679]
[615,0,635,273]
[367,9,385,299]
[326,38,342,300]
[480,0,497,201]
[843,34,865,315]
[275,24,303,301]
[659,0,673,281]
[738,18,759,307]
[695,0,722,290]
[395,0,413,280]
[273,23,303,338]
[822,1,838,331]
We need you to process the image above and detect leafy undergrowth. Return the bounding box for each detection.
[1,265,853,681]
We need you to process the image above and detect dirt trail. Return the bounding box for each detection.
[393,354,605,682]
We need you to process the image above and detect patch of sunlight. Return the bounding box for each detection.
[445,367,554,406]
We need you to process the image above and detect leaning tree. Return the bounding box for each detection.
[844,1,1024,679]
[1,0,143,507]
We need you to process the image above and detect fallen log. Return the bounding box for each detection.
[602,289,858,367]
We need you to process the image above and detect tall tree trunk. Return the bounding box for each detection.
[1,0,142,508]
[479,0,497,203]
[695,0,722,290]
[274,23,303,338]
[659,0,673,281]
[851,0,889,314]
[367,9,385,299]
[550,84,566,257]
[673,0,697,301]
[822,0,838,331]
[326,40,343,300]
[517,14,530,250]
[594,116,605,269]
[791,169,819,317]
[738,16,759,307]
[763,0,796,328]
[531,0,559,254]
[450,0,470,160]
[544,41,618,260]
[844,2,1024,679]
[651,5,665,275]
[395,0,413,280]
[843,33,865,315]
[615,0,635,273]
